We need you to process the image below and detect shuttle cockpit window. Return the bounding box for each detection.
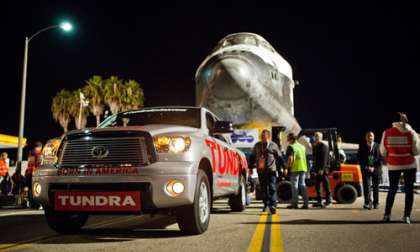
[221,34,258,48]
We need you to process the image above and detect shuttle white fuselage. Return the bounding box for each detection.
[195,32,300,134]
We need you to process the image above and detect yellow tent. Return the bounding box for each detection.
[0,134,27,149]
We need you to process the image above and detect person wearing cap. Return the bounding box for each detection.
[286,133,309,209]
[380,113,420,224]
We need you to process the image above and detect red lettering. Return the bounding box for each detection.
[205,139,217,172]
[235,155,243,175]
[231,152,238,175]
[216,181,233,187]
[218,145,227,175]
[227,150,235,175]
[57,168,80,176]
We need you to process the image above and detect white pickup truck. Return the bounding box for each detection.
[33,107,248,235]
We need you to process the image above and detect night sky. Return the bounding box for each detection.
[4,1,420,156]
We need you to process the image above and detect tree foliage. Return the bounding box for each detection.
[51,75,144,132]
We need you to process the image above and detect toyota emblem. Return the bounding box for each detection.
[91,145,109,159]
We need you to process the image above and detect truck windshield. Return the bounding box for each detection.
[99,108,201,128]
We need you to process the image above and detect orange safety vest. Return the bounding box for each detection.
[384,127,415,166]
[0,159,8,176]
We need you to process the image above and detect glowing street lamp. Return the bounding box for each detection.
[60,22,73,32]
[16,21,74,173]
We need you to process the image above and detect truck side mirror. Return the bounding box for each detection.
[211,121,234,134]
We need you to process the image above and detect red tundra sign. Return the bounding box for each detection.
[54,191,141,212]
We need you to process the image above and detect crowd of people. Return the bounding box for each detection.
[1,113,419,224]
[0,141,43,209]
[250,112,419,224]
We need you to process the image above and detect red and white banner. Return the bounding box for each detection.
[54,191,141,212]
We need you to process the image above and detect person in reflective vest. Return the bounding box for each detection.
[380,113,420,224]
[286,133,309,209]
[0,159,8,177]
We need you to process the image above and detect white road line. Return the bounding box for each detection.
[0,210,43,217]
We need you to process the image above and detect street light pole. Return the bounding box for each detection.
[16,37,29,174]
[15,22,73,174]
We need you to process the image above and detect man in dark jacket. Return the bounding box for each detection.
[357,131,382,209]
[312,132,331,208]
[252,129,283,214]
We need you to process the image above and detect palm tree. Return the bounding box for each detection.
[104,76,124,114]
[83,75,105,126]
[69,89,90,129]
[51,89,72,133]
[121,79,145,111]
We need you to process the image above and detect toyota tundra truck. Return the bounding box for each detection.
[33,107,248,235]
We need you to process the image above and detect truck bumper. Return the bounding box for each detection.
[32,161,198,211]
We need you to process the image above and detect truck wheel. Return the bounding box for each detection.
[229,175,246,212]
[176,170,210,235]
[44,207,88,234]
[277,181,293,202]
[335,184,357,204]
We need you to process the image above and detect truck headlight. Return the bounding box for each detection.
[42,138,61,165]
[153,136,191,153]
[33,183,42,197]
[165,180,185,197]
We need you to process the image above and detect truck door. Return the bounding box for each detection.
[205,112,237,196]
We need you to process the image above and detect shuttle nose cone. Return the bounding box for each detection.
[206,57,253,100]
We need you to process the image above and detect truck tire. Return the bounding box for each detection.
[228,175,246,212]
[44,207,88,234]
[176,170,211,235]
[277,181,293,202]
[335,184,357,204]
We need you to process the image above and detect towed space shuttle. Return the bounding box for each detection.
[195,32,301,136]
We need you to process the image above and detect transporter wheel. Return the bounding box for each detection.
[335,184,357,204]
[277,181,293,202]
[44,207,88,234]
[176,170,211,235]
[228,175,246,212]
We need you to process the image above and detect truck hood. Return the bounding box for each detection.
[67,125,200,138]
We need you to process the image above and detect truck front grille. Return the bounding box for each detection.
[59,137,150,167]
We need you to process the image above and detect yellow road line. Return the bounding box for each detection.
[247,212,285,252]
[247,212,269,252]
[0,215,141,252]
[0,236,50,250]
[270,213,284,252]
[0,235,53,252]
[0,244,31,252]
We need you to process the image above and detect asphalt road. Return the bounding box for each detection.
[0,192,419,252]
